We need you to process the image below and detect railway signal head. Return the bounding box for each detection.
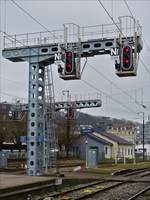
[122,45,132,70]
[65,51,74,74]
[115,44,137,77]
[58,50,81,80]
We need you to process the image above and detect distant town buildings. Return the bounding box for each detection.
[136,121,150,145]
[0,102,11,121]
[107,123,136,144]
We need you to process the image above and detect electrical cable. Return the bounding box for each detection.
[11,0,61,43]
[10,0,59,103]
[81,57,87,76]
[97,0,123,35]
[97,0,150,110]
[2,1,148,116]
[87,62,145,108]
[81,78,138,115]
[123,0,150,52]
[98,0,150,64]
[4,0,6,33]
[123,0,150,75]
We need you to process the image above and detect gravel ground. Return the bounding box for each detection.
[51,181,120,200]
[86,182,150,200]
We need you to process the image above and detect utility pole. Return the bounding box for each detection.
[142,112,145,161]
[66,106,71,158]
[85,137,88,168]
[137,106,146,162]
[62,90,71,158]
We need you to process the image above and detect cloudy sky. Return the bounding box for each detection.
[0,0,150,123]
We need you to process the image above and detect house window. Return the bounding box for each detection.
[105,146,108,154]
[131,149,133,155]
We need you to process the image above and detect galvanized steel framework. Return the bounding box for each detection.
[2,16,142,176]
[28,62,45,175]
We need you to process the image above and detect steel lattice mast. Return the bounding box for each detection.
[44,65,58,173]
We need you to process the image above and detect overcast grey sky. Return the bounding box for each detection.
[0,0,150,123]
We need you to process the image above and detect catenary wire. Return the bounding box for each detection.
[97,0,150,104]
[1,1,148,116]
[123,0,150,77]
[98,0,150,76]
[10,0,59,97]
[97,0,123,35]
[87,62,145,107]
[123,0,150,52]
[81,78,139,115]
[11,0,60,42]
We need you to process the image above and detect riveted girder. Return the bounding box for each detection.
[10,99,102,114]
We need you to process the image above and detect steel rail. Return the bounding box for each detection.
[128,185,150,200]
[73,181,127,200]
[46,180,127,200]
[47,179,106,198]
[123,168,150,177]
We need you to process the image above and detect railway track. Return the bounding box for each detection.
[84,182,150,200]
[43,180,150,200]
[123,168,150,177]
[42,169,150,200]
[128,185,150,199]
[45,180,127,200]
[2,168,150,200]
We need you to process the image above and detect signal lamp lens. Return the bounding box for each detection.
[123,58,129,64]
[124,47,129,52]
[67,52,72,57]
[66,64,72,72]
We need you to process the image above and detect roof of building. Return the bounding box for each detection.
[93,131,133,145]
[86,133,113,145]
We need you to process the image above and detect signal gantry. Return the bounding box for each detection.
[2,16,142,176]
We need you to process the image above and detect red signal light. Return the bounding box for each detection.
[66,52,72,57]
[123,58,129,64]
[65,51,73,74]
[123,47,129,53]
[122,45,132,70]
[66,63,72,72]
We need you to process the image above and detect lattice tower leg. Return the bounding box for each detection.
[27,62,45,176]
[44,65,58,173]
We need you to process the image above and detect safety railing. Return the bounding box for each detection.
[3,16,142,49]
